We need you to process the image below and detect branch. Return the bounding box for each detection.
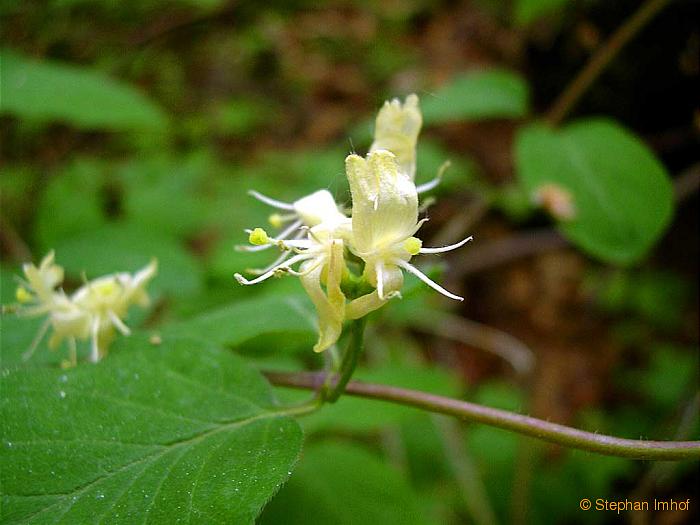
[264,371,700,461]
[673,162,700,203]
[452,227,567,277]
[413,311,535,376]
[546,0,673,126]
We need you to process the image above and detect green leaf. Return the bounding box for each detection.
[167,294,316,349]
[53,223,203,298]
[422,70,529,124]
[0,49,167,131]
[516,119,674,264]
[1,334,303,524]
[514,0,570,25]
[259,442,431,525]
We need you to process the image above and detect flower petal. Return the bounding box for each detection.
[346,150,418,255]
[293,189,346,227]
[346,265,403,320]
[370,94,422,180]
[300,240,346,353]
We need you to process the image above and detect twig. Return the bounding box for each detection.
[416,312,535,376]
[130,1,238,46]
[629,392,700,525]
[546,0,674,126]
[510,439,539,525]
[432,195,490,248]
[0,214,32,262]
[453,228,567,277]
[434,416,498,525]
[264,371,700,461]
[673,162,700,203]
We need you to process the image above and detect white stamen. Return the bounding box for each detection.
[376,262,385,300]
[416,160,450,194]
[419,235,473,254]
[108,310,131,336]
[235,253,314,285]
[248,250,294,276]
[235,243,273,253]
[18,304,53,317]
[276,219,304,239]
[416,178,440,194]
[22,318,50,361]
[276,239,315,249]
[90,318,101,363]
[273,213,299,223]
[287,259,324,277]
[409,218,429,237]
[418,196,436,213]
[68,338,77,367]
[248,190,295,210]
[394,259,464,301]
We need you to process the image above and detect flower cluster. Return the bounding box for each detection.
[235,94,472,353]
[14,251,157,365]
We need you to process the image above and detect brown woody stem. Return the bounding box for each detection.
[265,370,700,461]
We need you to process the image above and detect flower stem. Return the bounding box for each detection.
[546,0,673,127]
[322,319,367,403]
[264,371,700,461]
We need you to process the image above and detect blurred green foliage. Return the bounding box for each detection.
[1,49,167,131]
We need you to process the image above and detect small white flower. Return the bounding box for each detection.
[344,150,472,319]
[71,260,158,362]
[14,253,157,365]
[17,250,63,307]
[235,216,351,352]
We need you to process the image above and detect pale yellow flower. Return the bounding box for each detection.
[235,95,473,353]
[15,254,157,364]
[345,150,472,319]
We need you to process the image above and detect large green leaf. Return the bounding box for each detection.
[421,70,529,124]
[166,294,316,349]
[1,334,303,524]
[0,49,167,131]
[516,119,674,264]
[259,442,431,525]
